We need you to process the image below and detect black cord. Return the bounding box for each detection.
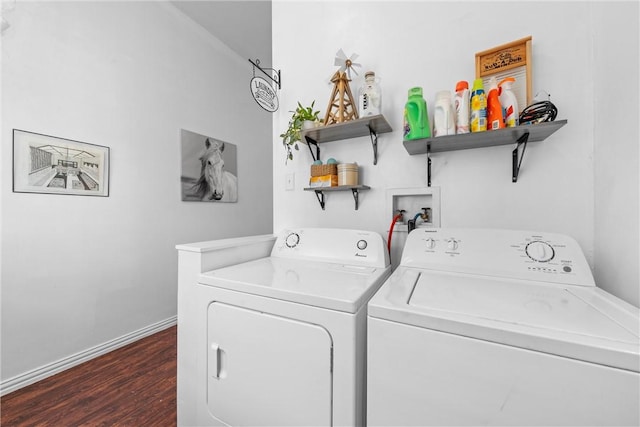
[519,100,558,124]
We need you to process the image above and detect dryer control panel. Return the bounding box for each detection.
[401,228,595,286]
[271,228,390,269]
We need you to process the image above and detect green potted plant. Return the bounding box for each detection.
[280,101,322,163]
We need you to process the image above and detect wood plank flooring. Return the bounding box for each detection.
[1,325,177,427]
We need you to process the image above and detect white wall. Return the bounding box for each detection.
[1,1,273,383]
[272,1,639,306]
[592,3,639,307]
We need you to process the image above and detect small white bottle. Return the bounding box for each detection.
[454,81,470,134]
[433,90,456,137]
[498,77,519,127]
[358,71,382,116]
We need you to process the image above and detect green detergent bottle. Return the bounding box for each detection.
[403,87,431,140]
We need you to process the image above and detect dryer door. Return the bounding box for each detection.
[207,302,333,426]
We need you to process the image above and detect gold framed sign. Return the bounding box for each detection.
[476,36,532,110]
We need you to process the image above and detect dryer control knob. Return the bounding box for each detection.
[526,241,554,262]
[425,238,436,249]
[357,240,368,250]
[285,232,300,248]
[446,239,458,251]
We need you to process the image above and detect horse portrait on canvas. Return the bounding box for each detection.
[181,131,238,203]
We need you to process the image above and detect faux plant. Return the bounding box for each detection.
[280,101,321,163]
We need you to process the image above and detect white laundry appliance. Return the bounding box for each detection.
[367,228,639,426]
[176,228,391,427]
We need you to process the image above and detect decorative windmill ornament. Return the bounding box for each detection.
[324,49,361,125]
[334,49,362,78]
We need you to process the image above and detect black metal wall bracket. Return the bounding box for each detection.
[248,58,281,89]
[425,131,530,185]
[313,189,325,210]
[512,132,530,182]
[367,125,379,165]
[309,187,365,210]
[426,146,432,187]
[351,188,361,210]
[304,136,320,162]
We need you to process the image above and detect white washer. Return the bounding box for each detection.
[367,228,639,426]
[177,228,390,426]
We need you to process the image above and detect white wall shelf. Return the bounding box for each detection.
[403,120,567,185]
[300,115,392,165]
[303,185,370,210]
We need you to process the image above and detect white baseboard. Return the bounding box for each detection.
[0,316,177,396]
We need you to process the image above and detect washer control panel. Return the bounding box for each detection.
[272,228,390,269]
[402,228,595,286]
[525,241,555,262]
[285,232,300,248]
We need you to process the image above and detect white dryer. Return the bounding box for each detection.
[177,228,390,426]
[367,228,639,426]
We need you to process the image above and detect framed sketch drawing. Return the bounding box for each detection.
[476,36,533,111]
[180,129,238,202]
[13,129,110,197]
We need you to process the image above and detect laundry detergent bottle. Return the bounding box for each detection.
[486,76,504,130]
[433,90,456,137]
[403,87,431,140]
[499,77,519,127]
[454,80,470,134]
[470,78,487,132]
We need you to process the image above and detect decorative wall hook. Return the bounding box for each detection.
[249,59,281,90]
[249,58,281,112]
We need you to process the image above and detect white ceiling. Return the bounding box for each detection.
[170,0,272,65]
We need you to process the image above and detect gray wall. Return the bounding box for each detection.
[1,1,273,383]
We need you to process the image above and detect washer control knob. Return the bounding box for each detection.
[357,239,368,250]
[447,239,458,251]
[526,241,555,262]
[424,238,436,249]
[285,232,300,248]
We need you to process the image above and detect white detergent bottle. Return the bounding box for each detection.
[433,90,456,137]
[498,77,519,127]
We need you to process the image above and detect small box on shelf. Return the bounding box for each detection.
[309,163,338,187]
[309,175,338,188]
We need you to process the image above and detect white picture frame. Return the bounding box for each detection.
[12,129,110,197]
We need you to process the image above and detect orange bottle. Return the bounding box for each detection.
[486,76,504,130]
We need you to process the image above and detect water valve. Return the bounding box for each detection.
[421,207,431,223]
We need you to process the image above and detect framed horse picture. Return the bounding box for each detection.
[12,129,110,197]
[180,129,238,203]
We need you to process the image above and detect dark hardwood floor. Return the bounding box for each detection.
[1,325,177,427]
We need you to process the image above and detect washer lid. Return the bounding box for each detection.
[199,257,390,313]
[368,268,640,372]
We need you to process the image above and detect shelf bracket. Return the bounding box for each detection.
[305,136,320,162]
[313,189,325,210]
[512,132,530,182]
[427,145,432,187]
[351,188,361,210]
[367,125,379,165]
